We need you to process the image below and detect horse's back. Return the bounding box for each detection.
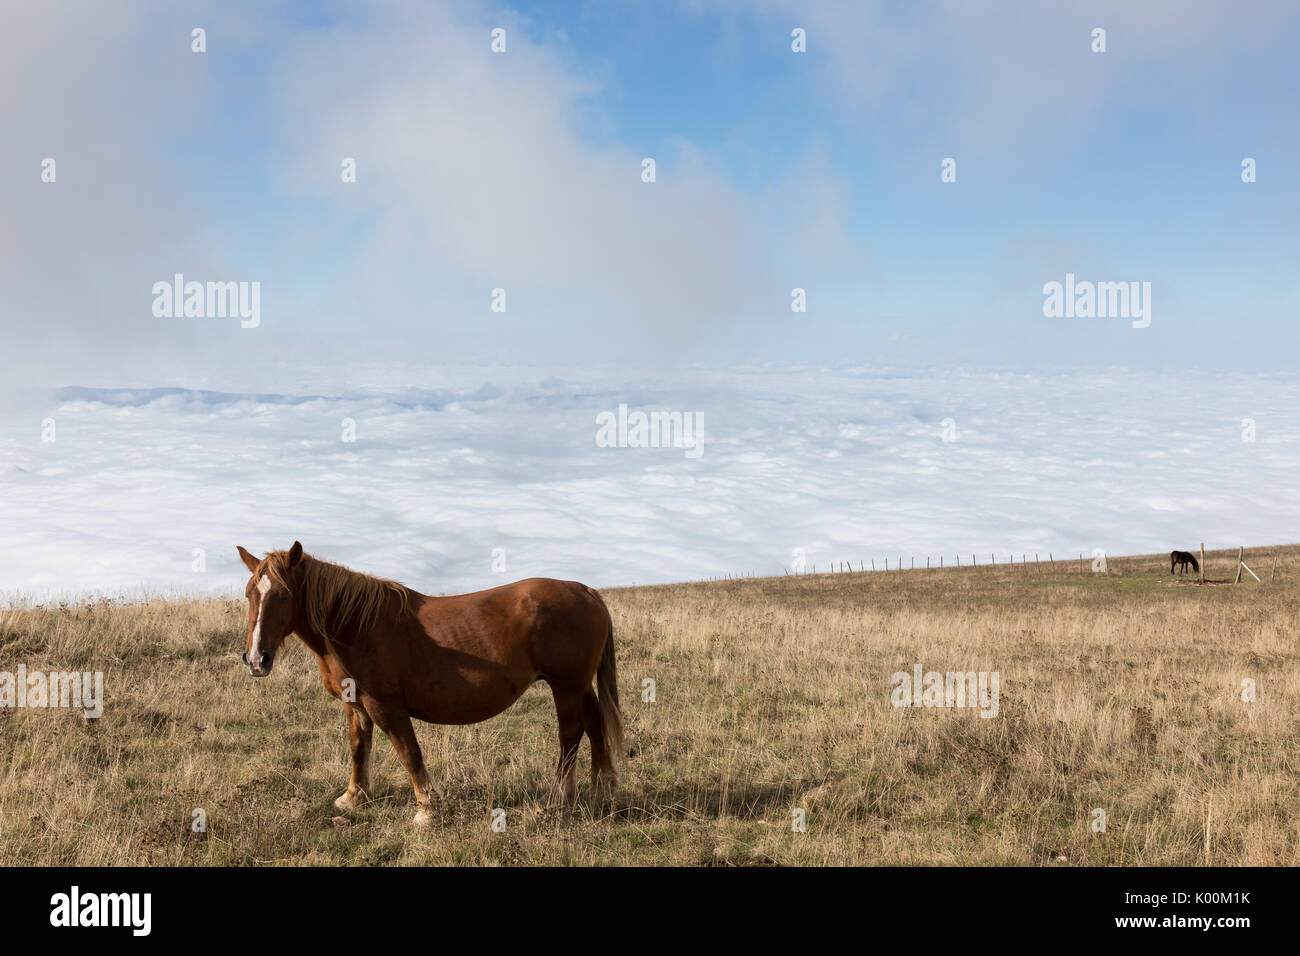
[417,577,609,658]
[428,576,606,621]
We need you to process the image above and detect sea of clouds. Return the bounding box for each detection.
[1,364,1296,603]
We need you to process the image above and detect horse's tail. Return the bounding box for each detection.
[597,622,624,764]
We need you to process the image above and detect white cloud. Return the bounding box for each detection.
[738,0,1300,158]
[263,2,786,352]
[1,0,875,381]
[3,363,1296,601]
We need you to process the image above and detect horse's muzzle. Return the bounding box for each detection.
[242,649,275,677]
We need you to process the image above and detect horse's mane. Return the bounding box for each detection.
[257,550,409,642]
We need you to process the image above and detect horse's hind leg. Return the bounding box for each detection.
[580,689,616,799]
[551,690,585,806]
[334,702,373,812]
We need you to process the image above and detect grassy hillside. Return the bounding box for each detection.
[1,545,1297,865]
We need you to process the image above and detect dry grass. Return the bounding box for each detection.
[1,545,1297,866]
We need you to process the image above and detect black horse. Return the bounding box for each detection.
[1170,550,1200,575]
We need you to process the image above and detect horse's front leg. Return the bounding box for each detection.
[334,702,373,812]
[317,658,372,812]
[368,703,440,826]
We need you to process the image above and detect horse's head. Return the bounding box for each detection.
[236,541,304,677]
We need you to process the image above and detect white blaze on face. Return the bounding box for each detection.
[249,575,272,665]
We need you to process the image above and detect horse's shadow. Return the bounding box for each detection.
[318,776,811,825]
[597,780,808,822]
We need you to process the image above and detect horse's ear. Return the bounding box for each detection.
[236,546,260,573]
[288,541,304,567]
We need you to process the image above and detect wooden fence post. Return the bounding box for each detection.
[1234,546,1243,585]
[1199,542,1205,584]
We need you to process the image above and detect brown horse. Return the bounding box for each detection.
[236,541,621,825]
[1170,550,1200,575]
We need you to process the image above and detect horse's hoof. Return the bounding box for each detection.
[334,790,365,812]
[413,807,435,827]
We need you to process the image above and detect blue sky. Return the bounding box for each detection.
[3,0,1299,387]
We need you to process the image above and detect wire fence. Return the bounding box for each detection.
[700,546,1291,583]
